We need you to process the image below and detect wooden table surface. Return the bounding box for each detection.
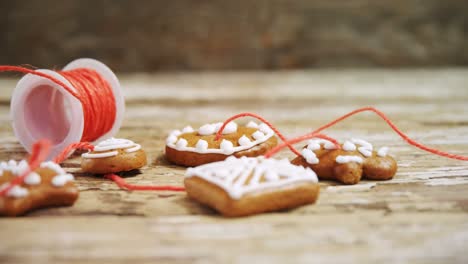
[1,69,468,263]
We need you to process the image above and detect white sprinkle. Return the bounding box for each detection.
[198,124,216,136]
[222,122,238,134]
[258,123,272,134]
[358,147,373,157]
[176,138,188,149]
[1,184,29,198]
[301,148,319,164]
[52,174,74,187]
[182,126,194,133]
[342,141,357,151]
[195,139,209,152]
[306,141,321,151]
[351,138,373,150]
[24,172,41,185]
[238,135,251,146]
[252,130,265,140]
[171,130,182,137]
[264,170,279,181]
[220,139,234,154]
[8,160,17,167]
[336,155,363,164]
[246,121,258,128]
[166,135,178,145]
[377,146,389,157]
[40,161,66,175]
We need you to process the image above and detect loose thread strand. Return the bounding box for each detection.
[214,112,303,156]
[104,174,185,192]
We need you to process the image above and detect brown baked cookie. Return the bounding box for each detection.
[185,156,320,217]
[0,160,78,216]
[81,138,147,174]
[291,138,397,185]
[166,121,278,167]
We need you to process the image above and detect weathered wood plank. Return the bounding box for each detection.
[0,69,467,263]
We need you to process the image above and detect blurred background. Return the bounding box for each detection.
[1,0,468,72]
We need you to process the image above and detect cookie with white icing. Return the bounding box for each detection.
[81,138,147,174]
[291,138,397,185]
[184,156,320,217]
[0,160,78,216]
[165,121,278,167]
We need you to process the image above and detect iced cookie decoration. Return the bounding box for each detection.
[81,138,147,174]
[165,121,278,167]
[291,138,397,185]
[0,160,78,216]
[184,156,319,217]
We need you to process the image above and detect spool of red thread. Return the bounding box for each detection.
[10,58,125,158]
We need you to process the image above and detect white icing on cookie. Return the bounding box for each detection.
[186,156,318,199]
[351,138,373,157]
[0,184,29,198]
[252,131,265,140]
[82,138,141,159]
[0,160,30,177]
[52,174,75,187]
[350,138,373,150]
[358,147,373,157]
[222,122,238,134]
[40,161,66,175]
[377,146,389,157]
[198,124,216,136]
[238,135,251,146]
[166,135,178,145]
[306,139,337,150]
[166,122,275,155]
[195,139,209,152]
[24,172,41,185]
[182,126,194,133]
[246,121,259,128]
[176,138,188,149]
[301,148,319,164]
[336,155,363,164]
[220,140,234,154]
[342,141,357,151]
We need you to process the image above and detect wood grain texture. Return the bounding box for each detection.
[2,0,468,71]
[0,69,468,263]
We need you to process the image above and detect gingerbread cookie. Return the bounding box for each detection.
[81,138,147,174]
[185,156,320,217]
[291,138,397,185]
[166,121,278,167]
[0,160,78,216]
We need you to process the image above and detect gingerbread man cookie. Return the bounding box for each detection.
[166,121,278,167]
[0,160,78,216]
[81,138,147,174]
[291,138,397,185]
[185,156,319,217]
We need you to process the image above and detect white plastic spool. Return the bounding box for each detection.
[10,58,125,159]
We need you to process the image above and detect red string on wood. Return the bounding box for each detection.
[0,65,116,142]
[265,133,340,158]
[0,140,51,197]
[214,112,303,156]
[53,142,95,164]
[104,174,185,192]
[269,106,468,161]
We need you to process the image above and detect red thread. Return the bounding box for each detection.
[0,65,116,142]
[267,106,468,161]
[214,112,303,156]
[0,140,51,197]
[104,174,185,192]
[265,133,340,158]
[53,142,95,164]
